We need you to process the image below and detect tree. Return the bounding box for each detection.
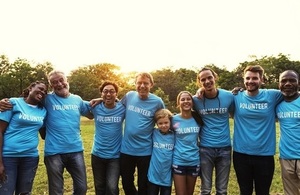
[151,68,197,110]
[232,54,300,89]
[0,56,55,99]
[68,63,131,100]
[174,68,198,94]
[0,55,10,75]
[34,62,54,83]
[11,58,36,95]
[185,81,198,94]
[153,87,173,112]
[1,53,300,101]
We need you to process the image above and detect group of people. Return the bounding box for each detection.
[0,65,299,195]
[194,66,300,195]
[0,70,93,195]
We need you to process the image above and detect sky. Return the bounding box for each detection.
[1,0,300,75]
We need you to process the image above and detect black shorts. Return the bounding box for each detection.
[172,164,200,177]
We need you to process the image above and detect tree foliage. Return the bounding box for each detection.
[0,55,10,75]
[1,53,299,111]
[151,68,197,111]
[234,54,300,89]
[68,63,131,100]
[0,55,54,99]
[153,87,171,110]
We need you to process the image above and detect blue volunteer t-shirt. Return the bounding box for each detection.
[233,89,282,155]
[276,96,300,159]
[172,114,200,166]
[90,102,126,159]
[148,128,174,187]
[0,98,46,157]
[43,93,90,156]
[193,89,234,147]
[120,91,165,156]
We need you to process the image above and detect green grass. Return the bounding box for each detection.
[32,118,284,195]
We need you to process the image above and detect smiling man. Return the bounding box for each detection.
[276,70,300,195]
[120,72,165,195]
[232,65,283,195]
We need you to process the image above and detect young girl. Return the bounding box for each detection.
[172,91,203,195]
[147,109,175,195]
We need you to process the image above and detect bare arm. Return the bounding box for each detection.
[84,111,94,120]
[89,98,103,108]
[39,127,46,140]
[0,98,13,112]
[231,87,244,95]
[194,88,205,99]
[0,120,8,183]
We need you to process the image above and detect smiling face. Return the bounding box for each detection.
[101,84,117,108]
[28,83,48,104]
[49,72,70,97]
[156,116,171,134]
[279,70,299,101]
[135,74,153,100]
[177,91,193,112]
[243,71,263,93]
[198,69,217,92]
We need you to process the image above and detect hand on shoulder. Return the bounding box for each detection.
[0,98,12,111]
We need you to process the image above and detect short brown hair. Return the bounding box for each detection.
[243,65,264,78]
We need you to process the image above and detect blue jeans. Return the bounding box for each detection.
[120,153,151,195]
[0,157,39,195]
[44,152,87,195]
[147,181,171,195]
[91,154,120,195]
[233,151,274,195]
[200,146,231,195]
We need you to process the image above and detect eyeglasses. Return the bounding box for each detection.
[102,90,116,94]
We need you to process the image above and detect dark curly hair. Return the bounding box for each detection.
[20,81,48,108]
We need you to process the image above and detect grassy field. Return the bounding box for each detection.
[32,118,284,195]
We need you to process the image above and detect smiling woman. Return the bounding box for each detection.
[0,81,48,195]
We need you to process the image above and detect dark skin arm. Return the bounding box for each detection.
[39,127,46,140]
[0,98,12,112]
[0,120,8,183]
[84,111,94,120]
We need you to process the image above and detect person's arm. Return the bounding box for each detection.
[89,97,121,108]
[39,127,46,140]
[231,87,244,95]
[194,87,205,99]
[81,100,94,120]
[89,98,103,108]
[0,98,13,112]
[0,120,8,183]
[85,111,94,120]
[229,100,235,118]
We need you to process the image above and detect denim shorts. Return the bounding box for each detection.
[172,164,200,177]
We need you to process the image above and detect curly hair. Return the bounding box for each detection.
[20,81,47,108]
